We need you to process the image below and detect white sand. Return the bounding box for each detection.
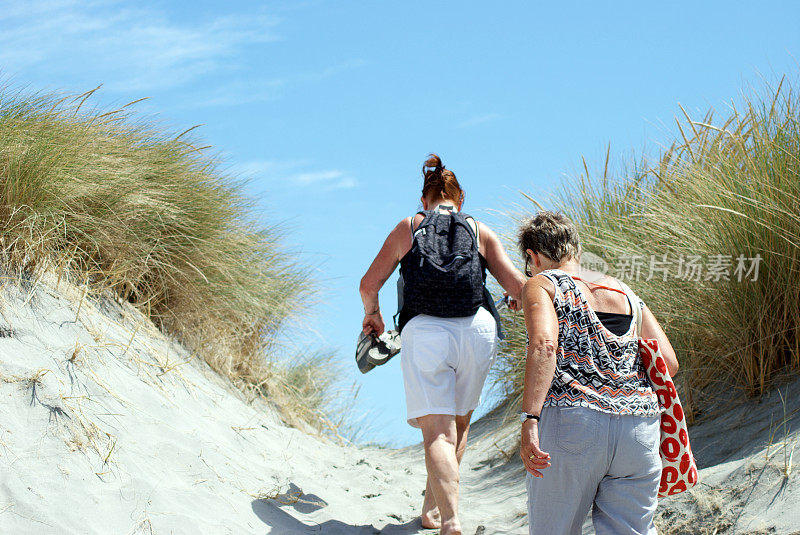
[0,272,797,534]
[0,273,527,534]
[648,372,800,535]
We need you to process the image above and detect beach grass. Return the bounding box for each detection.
[0,85,334,430]
[495,76,800,415]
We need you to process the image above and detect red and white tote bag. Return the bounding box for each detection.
[639,339,699,497]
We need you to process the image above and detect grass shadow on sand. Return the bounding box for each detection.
[251,499,426,534]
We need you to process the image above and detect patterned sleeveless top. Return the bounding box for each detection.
[540,269,660,416]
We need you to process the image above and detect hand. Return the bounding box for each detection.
[504,291,521,312]
[362,312,385,337]
[520,420,551,478]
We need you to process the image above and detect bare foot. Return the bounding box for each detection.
[421,484,440,529]
[420,510,441,530]
[440,518,462,535]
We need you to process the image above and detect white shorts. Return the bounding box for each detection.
[400,307,498,428]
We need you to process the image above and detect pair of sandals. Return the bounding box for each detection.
[355,330,401,374]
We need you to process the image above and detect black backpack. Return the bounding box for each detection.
[399,209,485,321]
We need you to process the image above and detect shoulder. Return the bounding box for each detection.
[598,274,625,291]
[523,273,555,299]
[388,217,414,242]
[393,217,413,234]
[475,220,497,241]
[388,218,416,259]
[395,213,425,226]
[607,276,646,308]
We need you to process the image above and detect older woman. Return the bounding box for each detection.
[360,154,525,535]
[517,211,678,535]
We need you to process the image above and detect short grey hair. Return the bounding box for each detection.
[517,211,581,262]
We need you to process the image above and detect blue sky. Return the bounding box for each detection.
[2,1,798,446]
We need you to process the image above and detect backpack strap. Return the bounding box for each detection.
[482,285,506,340]
[410,211,427,239]
[449,212,479,250]
[464,215,479,245]
[394,274,404,330]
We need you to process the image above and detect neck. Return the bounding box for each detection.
[545,257,580,273]
[427,199,458,212]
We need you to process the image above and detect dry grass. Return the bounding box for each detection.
[765,389,799,478]
[654,486,741,535]
[0,85,334,430]
[495,75,800,413]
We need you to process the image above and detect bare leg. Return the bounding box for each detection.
[454,411,473,464]
[419,412,473,534]
[418,414,462,535]
[421,477,441,529]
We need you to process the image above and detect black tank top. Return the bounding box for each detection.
[595,311,634,336]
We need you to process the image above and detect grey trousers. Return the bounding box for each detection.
[526,406,661,535]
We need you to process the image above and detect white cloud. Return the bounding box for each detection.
[329,177,358,190]
[179,59,365,109]
[235,160,358,191]
[0,2,365,108]
[458,113,501,128]
[0,0,280,93]
[234,159,307,178]
[288,170,358,191]
[185,79,286,108]
[292,170,345,185]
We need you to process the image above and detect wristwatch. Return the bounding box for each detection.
[519,412,540,423]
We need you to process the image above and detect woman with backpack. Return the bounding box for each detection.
[359,154,525,535]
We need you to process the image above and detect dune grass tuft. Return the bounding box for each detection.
[0,85,332,429]
[495,76,800,415]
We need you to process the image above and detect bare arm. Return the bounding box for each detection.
[478,222,525,302]
[358,218,410,336]
[519,275,558,477]
[640,305,679,376]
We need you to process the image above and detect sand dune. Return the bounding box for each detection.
[0,272,798,534]
[649,372,800,534]
[0,273,527,534]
